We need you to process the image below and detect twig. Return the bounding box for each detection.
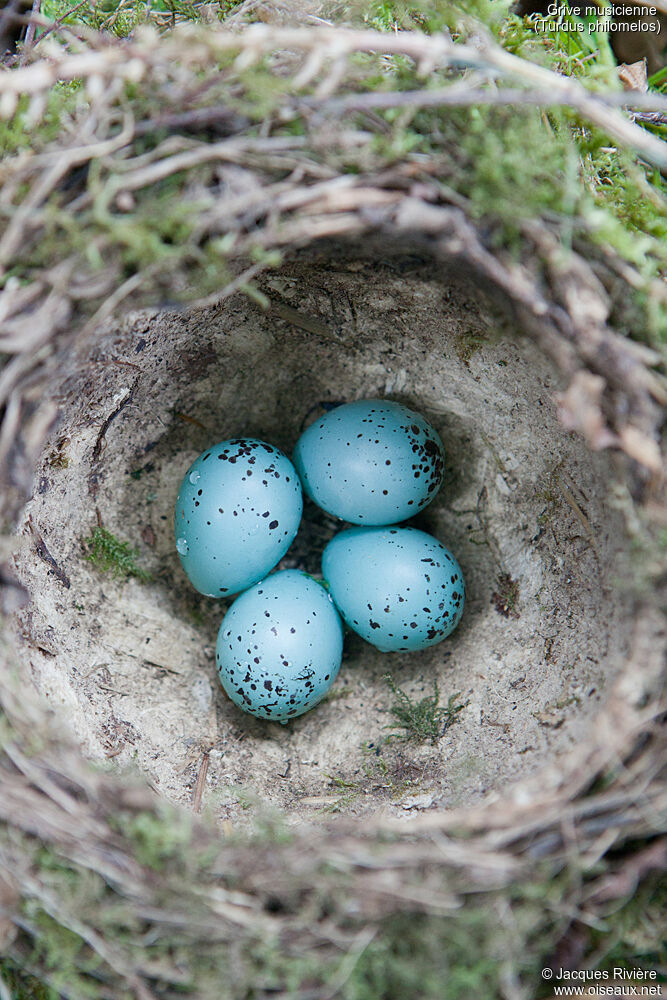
[295,85,667,116]
[91,378,140,463]
[0,115,135,276]
[587,838,667,902]
[19,0,40,66]
[553,472,602,562]
[319,927,378,1000]
[174,411,209,431]
[631,111,667,126]
[79,272,147,342]
[28,514,71,589]
[270,300,333,340]
[192,750,210,813]
[134,105,248,137]
[22,878,160,1000]
[191,259,274,311]
[214,25,667,169]
[107,358,141,371]
[93,136,308,215]
[31,0,89,50]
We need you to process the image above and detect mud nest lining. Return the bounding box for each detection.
[11,251,638,824]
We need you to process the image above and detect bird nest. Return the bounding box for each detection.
[0,10,665,999]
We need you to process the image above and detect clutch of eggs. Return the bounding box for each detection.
[174,438,302,597]
[293,398,445,525]
[173,400,464,725]
[322,525,465,652]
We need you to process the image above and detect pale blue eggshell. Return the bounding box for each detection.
[322,526,464,652]
[293,399,445,525]
[216,570,344,721]
[174,439,302,596]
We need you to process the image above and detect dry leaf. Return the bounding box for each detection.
[618,59,648,93]
[618,425,663,473]
[555,372,617,451]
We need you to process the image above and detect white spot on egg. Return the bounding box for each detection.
[189,470,201,484]
[176,537,189,555]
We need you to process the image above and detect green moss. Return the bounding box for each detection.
[40,0,232,36]
[124,807,194,870]
[0,84,83,158]
[236,886,553,1000]
[24,909,101,999]
[384,675,468,743]
[82,527,152,582]
[341,899,551,1000]
[0,959,59,1000]
[320,774,362,813]
[455,327,487,363]
[592,873,666,971]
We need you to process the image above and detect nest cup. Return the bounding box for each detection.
[10,245,641,822]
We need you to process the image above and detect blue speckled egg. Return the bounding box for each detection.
[174,439,303,597]
[216,569,344,722]
[322,526,464,652]
[293,399,445,525]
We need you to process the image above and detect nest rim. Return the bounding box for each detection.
[4,236,664,842]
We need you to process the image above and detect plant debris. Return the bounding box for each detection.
[83,526,151,582]
[492,573,520,619]
[384,674,468,744]
[28,515,71,590]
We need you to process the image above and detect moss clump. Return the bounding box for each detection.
[82,526,151,582]
[123,808,194,870]
[342,915,505,1000]
[492,572,520,618]
[0,959,59,1000]
[384,675,468,743]
[455,327,488,363]
[40,0,232,37]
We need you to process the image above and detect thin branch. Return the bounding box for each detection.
[294,85,667,116]
[31,0,89,49]
[320,927,378,1000]
[19,0,40,66]
[192,750,210,813]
